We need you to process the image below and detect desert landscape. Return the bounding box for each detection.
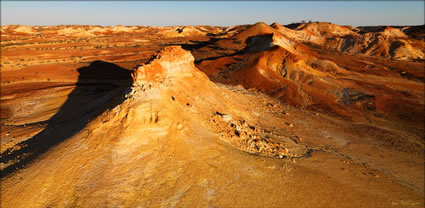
[1,22,424,207]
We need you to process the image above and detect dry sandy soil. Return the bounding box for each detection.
[1,22,424,207]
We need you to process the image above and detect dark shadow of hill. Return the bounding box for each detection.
[192,34,275,64]
[1,61,133,178]
[160,38,223,51]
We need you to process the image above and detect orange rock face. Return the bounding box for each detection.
[132,46,197,84]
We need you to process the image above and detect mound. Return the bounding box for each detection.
[389,40,425,60]
[109,25,133,33]
[217,22,314,57]
[57,27,96,37]
[1,46,310,207]
[382,26,408,38]
[195,23,424,122]
[87,26,107,34]
[283,22,425,60]
[13,26,35,34]
[232,22,276,41]
[290,22,354,37]
[271,22,325,45]
[157,26,206,38]
[132,46,308,158]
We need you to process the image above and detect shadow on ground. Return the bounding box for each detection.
[0,61,133,178]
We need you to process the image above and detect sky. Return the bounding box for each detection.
[1,1,424,27]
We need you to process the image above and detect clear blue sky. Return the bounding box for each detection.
[1,1,424,27]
